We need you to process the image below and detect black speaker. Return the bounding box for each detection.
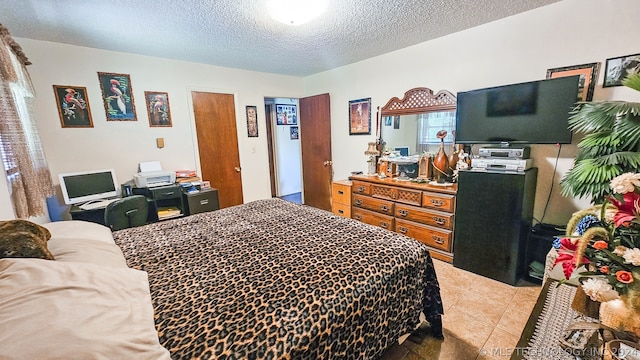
[453,168,538,285]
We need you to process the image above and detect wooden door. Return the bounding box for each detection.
[192,91,243,208]
[299,93,332,211]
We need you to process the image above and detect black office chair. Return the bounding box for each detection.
[104,195,148,231]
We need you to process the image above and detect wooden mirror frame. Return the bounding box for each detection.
[380,87,456,116]
[379,87,457,179]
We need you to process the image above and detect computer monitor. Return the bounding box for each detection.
[58,169,119,205]
[394,146,410,156]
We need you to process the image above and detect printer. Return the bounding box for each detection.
[133,161,176,188]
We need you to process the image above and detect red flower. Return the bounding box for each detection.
[600,266,610,274]
[593,240,609,250]
[616,270,634,284]
[554,237,589,280]
[608,192,640,227]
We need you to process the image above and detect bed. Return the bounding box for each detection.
[0,198,443,359]
[113,198,443,359]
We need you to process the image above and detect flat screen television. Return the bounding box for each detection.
[454,75,580,145]
[58,169,119,205]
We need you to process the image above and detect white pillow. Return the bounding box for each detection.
[47,237,128,268]
[0,258,171,360]
[42,220,114,244]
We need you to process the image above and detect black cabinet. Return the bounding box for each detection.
[525,223,564,283]
[453,168,538,285]
[183,189,219,215]
[132,184,185,222]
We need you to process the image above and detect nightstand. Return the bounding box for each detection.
[331,180,352,218]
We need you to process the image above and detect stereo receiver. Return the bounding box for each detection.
[471,158,533,172]
[478,146,530,159]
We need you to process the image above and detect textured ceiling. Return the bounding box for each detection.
[1,0,561,76]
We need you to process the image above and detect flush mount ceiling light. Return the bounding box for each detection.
[266,0,328,26]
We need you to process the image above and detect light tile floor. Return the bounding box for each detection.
[379,259,542,360]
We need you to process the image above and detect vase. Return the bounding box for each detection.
[448,144,459,174]
[432,139,449,182]
[600,298,640,338]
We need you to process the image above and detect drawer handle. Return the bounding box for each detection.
[353,214,362,220]
[338,190,344,195]
[380,205,390,212]
[200,199,209,205]
[398,209,409,217]
[380,222,390,229]
[432,235,445,245]
[398,226,408,234]
[357,186,366,192]
[433,216,446,225]
[338,209,344,214]
[162,192,175,196]
[354,199,363,206]
[392,193,397,199]
[430,199,444,207]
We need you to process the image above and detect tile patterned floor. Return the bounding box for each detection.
[379,259,542,360]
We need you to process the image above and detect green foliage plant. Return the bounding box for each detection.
[560,74,640,204]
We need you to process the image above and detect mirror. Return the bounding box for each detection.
[379,87,457,156]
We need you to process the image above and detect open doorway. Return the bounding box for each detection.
[264,97,302,204]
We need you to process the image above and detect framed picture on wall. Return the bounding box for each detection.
[52,85,94,128]
[144,91,172,127]
[546,62,600,101]
[290,126,299,140]
[384,116,392,126]
[246,105,258,137]
[276,104,297,125]
[603,53,640,87]
[97,72,137,121]
[348,97,371,135]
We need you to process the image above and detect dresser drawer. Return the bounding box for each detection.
[370,184,422,207]
[352,207,394,231]
[332,181,351,206]
[395,218,452,252]
[332,202,351,218]
[352,194,395,215]
[351,181,371,195]
[150,185,181,200]
[422,191,455,212]
[395,204,454,230]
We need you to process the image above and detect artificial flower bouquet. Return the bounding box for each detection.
[555,172,640,306]
[554,173,640,336]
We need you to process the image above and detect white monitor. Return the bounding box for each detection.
[58,169,119,205]
[394,146,410,156]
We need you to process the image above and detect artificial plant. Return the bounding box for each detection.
[560,74,640,204]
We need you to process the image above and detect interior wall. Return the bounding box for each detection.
[11,39,303,220]
[271,98,302,196]
[303,0,640,226]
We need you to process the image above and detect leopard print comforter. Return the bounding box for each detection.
[112,198,443,360]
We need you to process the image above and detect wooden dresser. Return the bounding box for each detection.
[331,180,352,218]
[348,174,457,262]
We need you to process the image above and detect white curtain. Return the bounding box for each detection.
[0,24,54,218]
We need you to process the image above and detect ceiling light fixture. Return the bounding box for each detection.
[266,0,328,26]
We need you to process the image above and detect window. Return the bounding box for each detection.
[417,110,456,144]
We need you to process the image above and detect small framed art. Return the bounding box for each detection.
[546,62,600,102]
[52,85,94,128]
[246,106,258,137]
[97,72,137,121]
[348,97,371,135]
[603,53,640,87]
[144,91,172,127]
[290,126,299,140]
[276,104,297,125]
